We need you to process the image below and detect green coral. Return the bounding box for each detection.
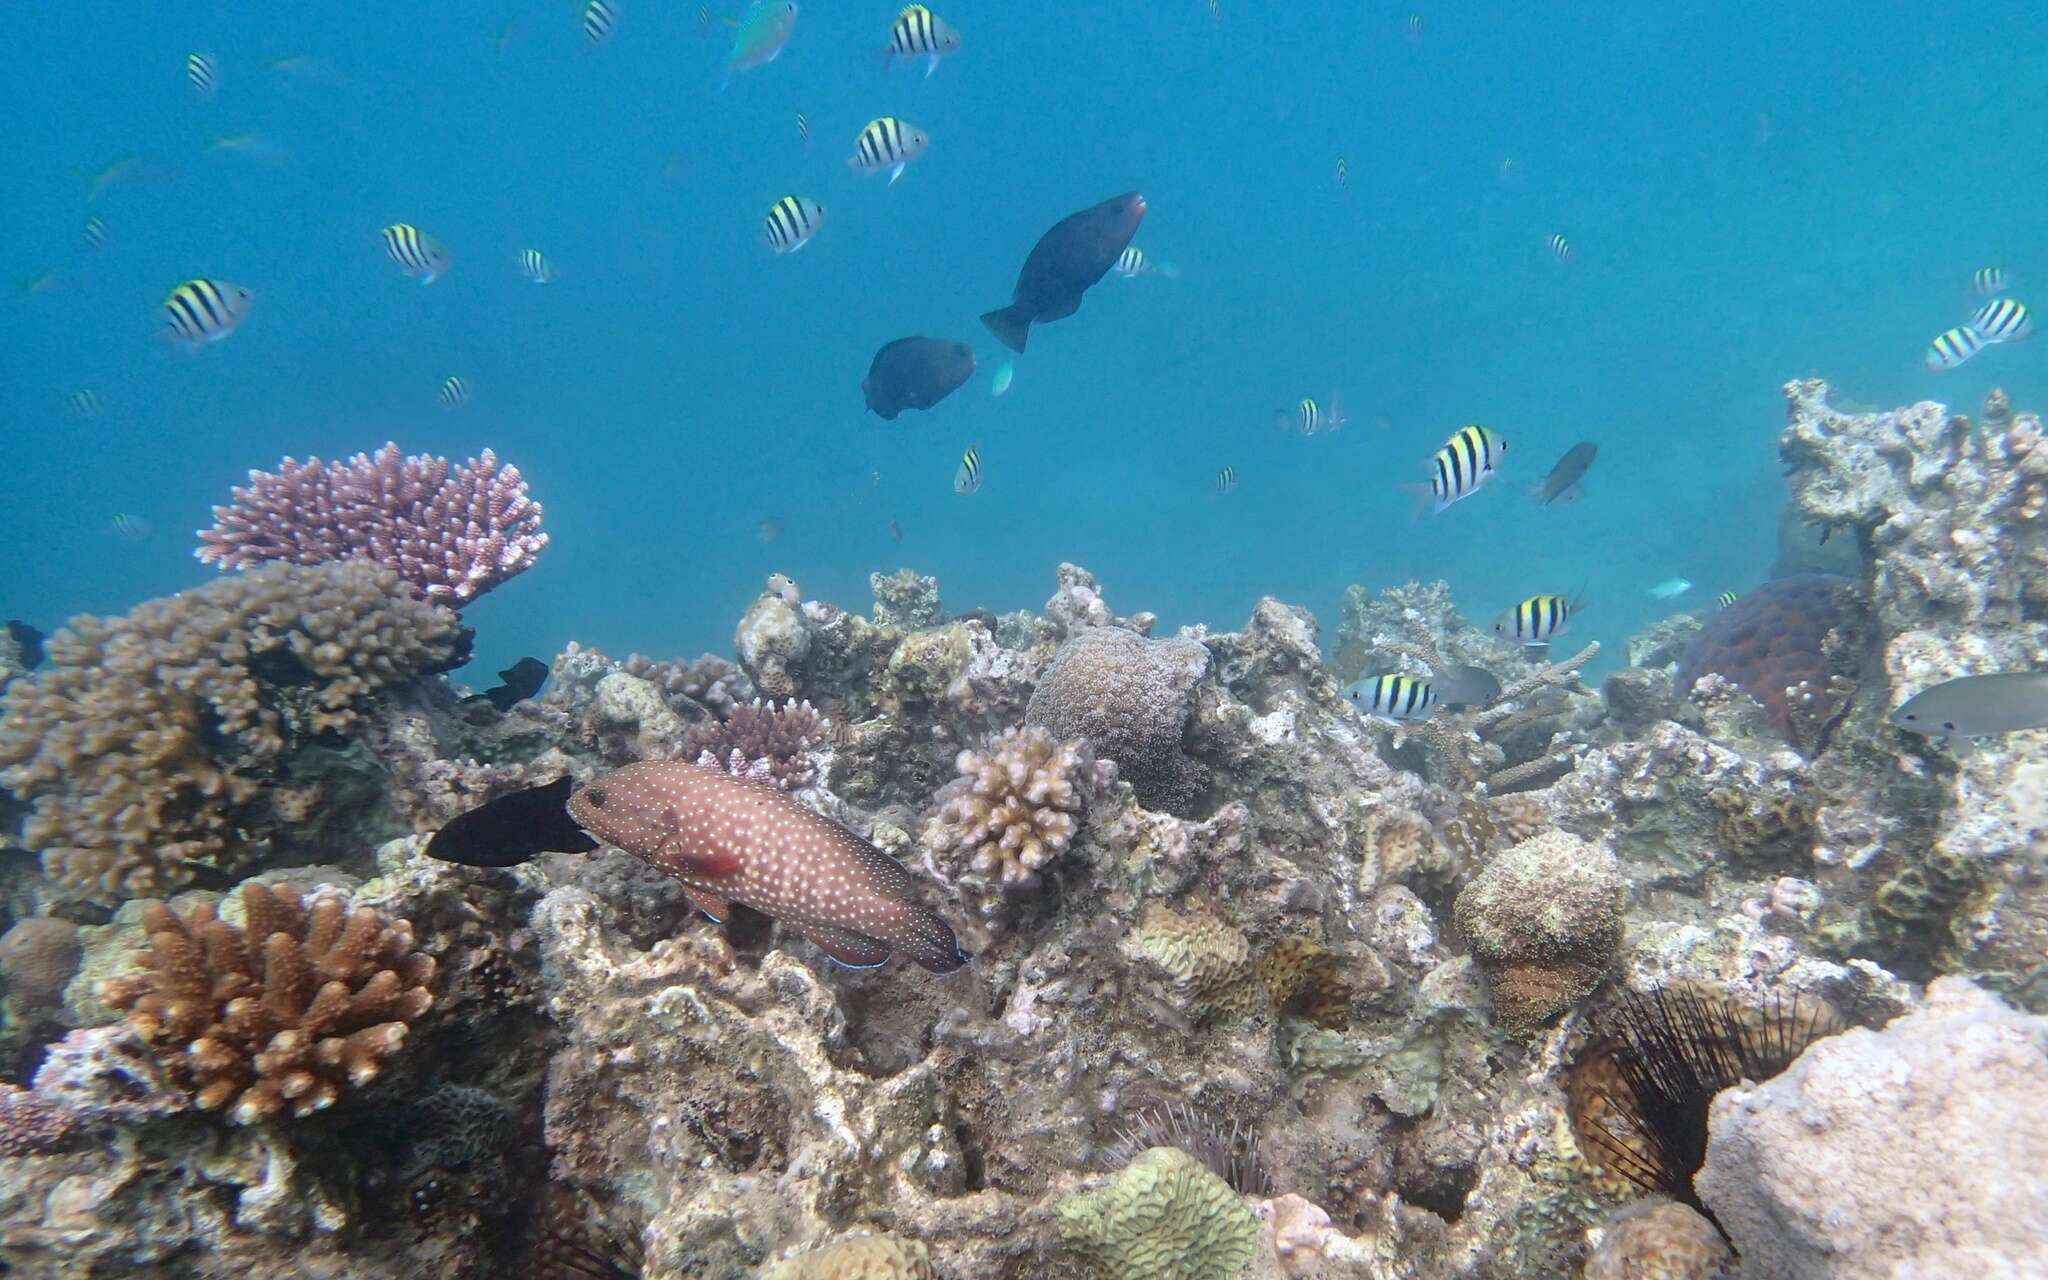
[1121,902,1258,1019]
[1055,1146,1259,1280]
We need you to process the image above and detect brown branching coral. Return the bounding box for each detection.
[683,697,831,789]
[923,726,1111,891]
[99,882,436,1124]
[0,561,467,901]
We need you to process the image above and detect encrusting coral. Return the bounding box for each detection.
[0,561,467,900]
[1453,830,1623,1034]
[923,725,1111,891]
[761,1232,936,1280]
[99,882,436,1124]
[1580,1199,1730,1280]
[1055,1145,1261,1280]
[1026,625,1211,814]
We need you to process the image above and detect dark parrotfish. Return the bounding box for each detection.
[426,762,968,973]
[471,656,549,711]
[1531,442,1597,505]
[862,336,976,420]
[4,621,44,670]
[425,776,598,867]
[980,192,1147,353]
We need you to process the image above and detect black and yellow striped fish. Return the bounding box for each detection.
[763,195,825,253]
[1410,424,1506,516]
[1216,465,1237,493]
[518,247,558,284]
[187,52,218,100]
[81,217,108,251]
[1716,591,1739,609]
[583,0,618,43]
[380,223,450,283]
[439,375,471,410]
[1492,592,1580,645]
[1925,325,1982,371]
[954,445,982,495]
[848,117,929,186]
[1972,297,2032,343]
[68,389,100,420]
[884,4,960,77]
[160,279,254,347]
[1350,673,1437,722]
[1547,232,1572,264]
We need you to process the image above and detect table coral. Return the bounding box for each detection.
[1025,625,1210,813]
[0,561,467,901]
[1055,1146,1259,1280]
[1675,573,1860,755]
[1453,831,1623,1035]
[99,882,436,1124]
[923,725,1110,892]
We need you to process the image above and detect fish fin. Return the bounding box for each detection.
[790,237,809,253]
[801,925,892,970]
[655,808,743,878]
[925,54,939,77]
[887,163,904,185]
[1399,481,1436,523]
[980,304,1031,353]
[685,888,732,925]
[1156,260,1181,280]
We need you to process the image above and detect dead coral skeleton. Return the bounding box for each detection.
[100,882,437,1124]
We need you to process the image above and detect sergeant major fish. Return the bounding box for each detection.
[763,195,825,253]
[1406,424,1507,518]
[427,764,969,972]
[381,223,450,284]
[883,4,960,77]
[160,279,254,346]
[848,116,929,185]
[1492,591,1583,646]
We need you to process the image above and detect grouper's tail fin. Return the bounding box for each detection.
[979,304,1030,354]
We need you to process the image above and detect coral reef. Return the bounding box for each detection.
[1054,1146,1260,1280]
[735,585,813,701]
[0,562,466,901]
[1121,901,1259,1020]
[683,697,832,790]
[1697,979,2047,1277]
[196,441,547,604]
[868,569,944,631]
[1025,626,1210,813]
[1580,1199,1729,1280]
[923,725,1111,894]
[762,1232,935,1280]
[1453,831,1623,1034]
[0,916,80,1011]
[0,1083,75,1156]
[1675,572,1863,755]
[98,882,436,1123]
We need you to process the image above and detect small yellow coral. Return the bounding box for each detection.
[1056,1146,1260,1280]
[1122,902,1257,1018]
[761,1233,935,1280]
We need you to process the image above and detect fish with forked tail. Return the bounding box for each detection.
[426,762,969,973]
[980,192,1146,353]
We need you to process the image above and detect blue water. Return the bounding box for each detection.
[7,2,2046,681]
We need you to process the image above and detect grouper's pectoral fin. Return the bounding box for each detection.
[685,888,732,925]
[800,924,892,970]
[654,807,743,880]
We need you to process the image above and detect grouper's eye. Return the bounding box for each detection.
[585,787,607,808]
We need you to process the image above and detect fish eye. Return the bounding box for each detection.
[585,787,607,807]
[1902,712,1916,721]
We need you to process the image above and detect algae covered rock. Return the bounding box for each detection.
[1055,1146,1259,1280]
[1453,830,1623,1034]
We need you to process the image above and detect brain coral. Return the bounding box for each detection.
[1453,830,1623,1035]
[1676,573,1859,754]
[99,882,436,1124]
[924,726,1110,891]
[0,916,82,1010]
[1121,902,1258,1019]
[1055,1145,1260,1280]
[1025,626,1211,814]
[761,1232,935,1280]
[0,561,467,901]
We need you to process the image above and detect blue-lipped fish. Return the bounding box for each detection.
[161,279,254,347]
[518,248,559,284]
[1492,591,1583,646]
[1649,577,1693,600]
[1925,325,1983,371]
[1971,298,2032,343]
[954,445,982,495]
[848,117,929,185]
[991,360,1015,397]
[381,223,450,284]
[1216,465,1237,494]
[1890,672,2048,739]
[1408,424,1507,517]
[187,52,218,100]
[424,765,969,973]
[439,375,471,409]
[885,4,960,77]
[763,195,825,253]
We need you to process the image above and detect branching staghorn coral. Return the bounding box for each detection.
[99,882,436,1124]
[683,697,832,790]
[0,562,466,901]
[923,726,1111,892]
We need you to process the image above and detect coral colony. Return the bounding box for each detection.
[2,381,2048,1277]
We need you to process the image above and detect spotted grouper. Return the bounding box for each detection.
[426,761,968,973]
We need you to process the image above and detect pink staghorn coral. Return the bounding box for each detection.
[196,441,547,604]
